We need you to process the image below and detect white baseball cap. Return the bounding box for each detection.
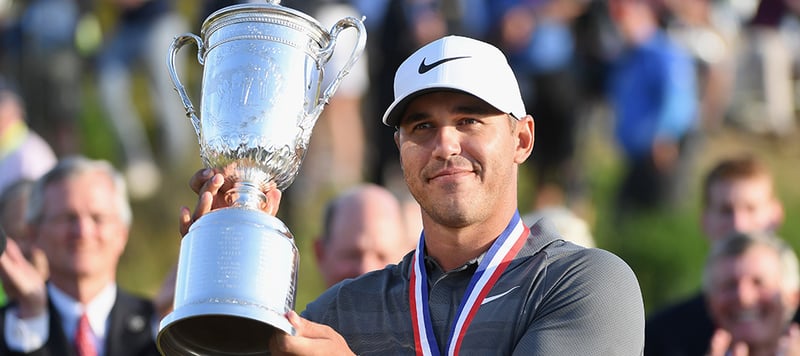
[382,35,526,127]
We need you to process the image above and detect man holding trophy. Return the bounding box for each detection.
[176,23,646,355]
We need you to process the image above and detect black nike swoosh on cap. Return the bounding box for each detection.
[418,56,472,74]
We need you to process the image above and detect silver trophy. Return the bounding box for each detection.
[157,1,365,354]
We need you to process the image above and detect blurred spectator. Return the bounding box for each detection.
[282,0,371,211]
[645,153,788,356]
[96,0,192,200]
[311,0,369,189]
[0,156,160,355]
[728,0,799,136]
[0,179,49,307]
[522,205,595,248]
[1,0,94,156]
[606,0,699,216]
[314,183,416,287]
[0,80,56,196]
[663,0,737,132]
[701,154,783,242]
[704,231,800,356]
[487,0,591,212]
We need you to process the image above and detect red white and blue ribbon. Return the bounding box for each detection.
[409,212,529,356]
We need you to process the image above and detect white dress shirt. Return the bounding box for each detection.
[4,283,117,356]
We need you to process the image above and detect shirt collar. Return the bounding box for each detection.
[48,283,117,340]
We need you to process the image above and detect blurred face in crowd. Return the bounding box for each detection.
[706,244,799,349]
[394,91,532,229]
[314,187,411,287]
[702,176,783,242]
[32,171,128,283]
[608,0,656,43]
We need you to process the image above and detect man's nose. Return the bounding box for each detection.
[431,127,461,158]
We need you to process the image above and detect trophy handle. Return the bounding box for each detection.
[167,33,205,140]
[304,16,367,132]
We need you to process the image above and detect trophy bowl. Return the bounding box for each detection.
[157,1,365,354]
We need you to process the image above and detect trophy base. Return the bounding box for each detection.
[156,207,299,355]
[157,303,294,355]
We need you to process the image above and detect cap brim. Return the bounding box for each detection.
[383,87,456,127]
[382,87,519,127]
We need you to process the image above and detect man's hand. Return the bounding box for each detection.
[707,328,747,355]
[707,324,800,356]
[270,311,354,356]
[0,238,47,318]
[179,169,283,236]
[777,323,800,356]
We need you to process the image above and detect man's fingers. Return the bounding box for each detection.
[0,238,29,275]
[204,173,225,197]
[179,206,192,237]
[731,342,749,356]
[0,238,23,282]
[270,311,319,355]
[708,329,732,356]
[189,169,214,194]
[192,191,214,223]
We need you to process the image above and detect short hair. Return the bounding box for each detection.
[702,231,800,294]
[319,183,402,245]
[702,154,774,207]
[25,156,132,227]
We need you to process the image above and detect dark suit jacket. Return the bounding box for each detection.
[645,293,711,356]
[0,288,160,356]
[645,291,800,356]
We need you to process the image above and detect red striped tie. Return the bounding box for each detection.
[75,313,97,356]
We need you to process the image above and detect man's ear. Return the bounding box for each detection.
[514,115,535,164]
[394,131,404,168]
[773,199,785,229]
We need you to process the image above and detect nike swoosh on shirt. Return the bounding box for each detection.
[481,286,521,305]
[417,56,471,74]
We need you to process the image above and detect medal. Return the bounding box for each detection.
[409,212,529,355]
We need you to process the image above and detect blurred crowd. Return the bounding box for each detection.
[0,0,797,213]
[0,0,799,354]
[0,0,794,220]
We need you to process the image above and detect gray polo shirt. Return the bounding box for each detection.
[302,218,645,355]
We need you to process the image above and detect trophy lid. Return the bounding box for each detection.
[201,1,330,46]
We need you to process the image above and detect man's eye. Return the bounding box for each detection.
[412,122,433,131]
[460,118,479,125]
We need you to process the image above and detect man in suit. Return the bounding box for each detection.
[0,156,160,355]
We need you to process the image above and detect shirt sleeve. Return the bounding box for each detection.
[512,248,645,355]
[4,306,50,352]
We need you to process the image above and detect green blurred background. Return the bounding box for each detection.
[55,1,800,319]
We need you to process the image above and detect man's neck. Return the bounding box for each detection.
[50,274,114,305]
[421,213,515,271]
